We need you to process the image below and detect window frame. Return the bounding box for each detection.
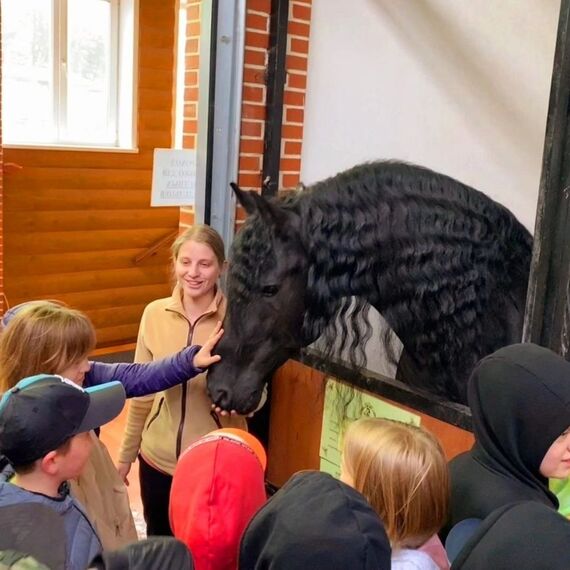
[2,0,138,152]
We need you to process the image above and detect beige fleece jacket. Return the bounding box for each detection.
[118,285,247,475]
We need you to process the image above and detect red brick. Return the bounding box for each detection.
[241,120,263,137]
[240,139,265,154]
[184,86,199,101]
[247,0,271,13]
[184,119,198,134]
[236,205,249,221]
[282,173,301,188]
[185,70,198,86]
[288,21,310,37]
[179,209,195,227]
[239,155,262,171]
[290,37,309,55]
[280,157,301,172]
[246,12,269,32]
[186,54,199,69]
[186,38,199,53]
[287,73,307,89]
[187,21,200,36]
[292,3,311,21]
[245,48,266,67]
[243,67,266,84]
[285,107,304,123]
[242,103,266,120]
[184,102,197,118]
[183,134,197,149]
[246,30,270,49]
[283,90,305,106]
[242,84,264,103]
[187,4,200,20]
[286,54,308,72]
[238,173,262,188]
[284,141,302,155]
[282,124,303,140]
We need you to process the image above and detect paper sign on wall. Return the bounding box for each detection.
[151,148,196,207]
[320,377,421,478]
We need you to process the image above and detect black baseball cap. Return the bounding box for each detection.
[0,374,126,465]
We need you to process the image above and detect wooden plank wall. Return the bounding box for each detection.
[3,0,179,347]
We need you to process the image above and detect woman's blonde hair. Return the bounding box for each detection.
[341,418,449,549]
[0,301,96,393]
[171,225,225,266]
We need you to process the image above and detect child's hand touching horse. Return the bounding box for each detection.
[194,321,224,369]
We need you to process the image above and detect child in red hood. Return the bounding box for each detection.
[169,429,267,570]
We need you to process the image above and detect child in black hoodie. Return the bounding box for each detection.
[447,343,570,534]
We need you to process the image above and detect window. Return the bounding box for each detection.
[2,0,137,149]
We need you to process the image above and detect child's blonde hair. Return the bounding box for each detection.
[171,224,226,266]
[341,418,449,549]
[0,301,96,393]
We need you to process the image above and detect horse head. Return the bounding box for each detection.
[207,185,309,414]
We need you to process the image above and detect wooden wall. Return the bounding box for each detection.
[3,0,180,347]
[267,360,475,487]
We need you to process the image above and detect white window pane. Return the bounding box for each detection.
[2,0,54,143]
[66,0,115,144]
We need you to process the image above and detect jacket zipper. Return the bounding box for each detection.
[175,312,209,459]
[145,396,165,431]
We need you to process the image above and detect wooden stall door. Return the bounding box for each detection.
[267,360,474,488]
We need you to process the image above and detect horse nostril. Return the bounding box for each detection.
[212,387,230,409]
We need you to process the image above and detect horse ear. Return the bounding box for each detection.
[231,182,259,215]
[230,182,293,230]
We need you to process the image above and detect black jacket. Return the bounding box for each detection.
[238,471,391,570]
[452,501,570,569]
[448,343,570,533]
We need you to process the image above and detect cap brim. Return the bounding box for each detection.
[79,381,126,432]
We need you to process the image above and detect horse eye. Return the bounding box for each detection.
[261,285,279,297]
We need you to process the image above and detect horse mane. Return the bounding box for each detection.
[228,160,533,401]
[295,161,533,400]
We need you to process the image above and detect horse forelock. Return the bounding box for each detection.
[228,215,276,303]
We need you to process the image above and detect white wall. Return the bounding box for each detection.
[301,1,560,376]
[301,0,560,232]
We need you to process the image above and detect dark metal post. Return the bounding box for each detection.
[261,0,289,197]
[523,0,570,358]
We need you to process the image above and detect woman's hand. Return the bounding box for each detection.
[194,321,224,369]
[117,461,132,486]
[211,404,255,419]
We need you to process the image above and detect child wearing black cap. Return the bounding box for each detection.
[0,374,126,570]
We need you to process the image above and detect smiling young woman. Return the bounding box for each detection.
[118,225,251,536]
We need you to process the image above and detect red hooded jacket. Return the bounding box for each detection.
[170,434,266,570]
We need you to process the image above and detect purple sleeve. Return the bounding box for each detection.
[84,345,204,398]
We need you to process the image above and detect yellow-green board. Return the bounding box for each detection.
[320,377,421,478]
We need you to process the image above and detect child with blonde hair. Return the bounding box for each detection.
[0,300,223,549]
[341,418,450,570]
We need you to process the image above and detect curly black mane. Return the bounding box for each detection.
[227,161,532,403]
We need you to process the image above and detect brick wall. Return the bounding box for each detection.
[179,0,313,232]
[280,0,311,190]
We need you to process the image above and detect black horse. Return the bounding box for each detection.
[207,161,533,413]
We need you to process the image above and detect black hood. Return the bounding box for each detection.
[470,343,570,500]
[238,471,391,570]
[452,501,570,569]
[447,343,570,532]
